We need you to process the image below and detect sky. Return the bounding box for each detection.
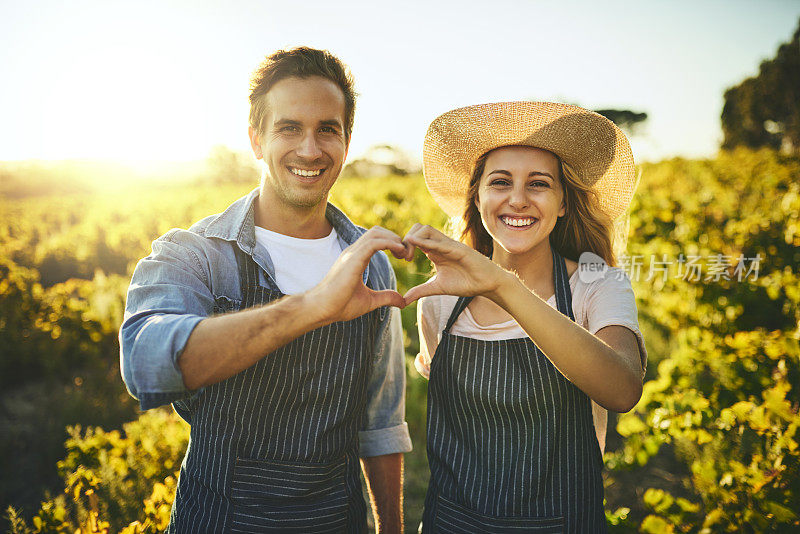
[1,0,799,166]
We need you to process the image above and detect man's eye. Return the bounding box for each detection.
[320,126,339,134]
[279,125,300,133]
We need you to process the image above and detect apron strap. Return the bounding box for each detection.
[552,248,576,322]
[233,244,282,307]
[442,296,474,334]
[233,245,254,308]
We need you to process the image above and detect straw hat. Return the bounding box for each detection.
[423,101,637,221]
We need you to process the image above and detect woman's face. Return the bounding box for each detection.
[475,146,566,258]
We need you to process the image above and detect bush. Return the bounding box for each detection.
[604,149,800,531]
[3,150,800,531]
[5,410,188,533]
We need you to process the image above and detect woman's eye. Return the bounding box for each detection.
[530,180,549,188]
[489,178,510,186]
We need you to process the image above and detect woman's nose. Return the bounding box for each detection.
[508,186,529,210]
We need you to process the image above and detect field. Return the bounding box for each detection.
[1,148,799,532]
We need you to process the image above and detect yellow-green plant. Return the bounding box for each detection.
[5,410,188,532]
[3,150,800,531]
[606,149,800,531]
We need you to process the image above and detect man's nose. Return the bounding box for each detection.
[295,133,323,160]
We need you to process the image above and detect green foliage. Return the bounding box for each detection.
[3,150,800,532]
[5,410,188,533]
[57,409,189,529]
[605,149,800,531]
[0,181,252,515]
[722,18,800,153]
[0,259,139,512]
[0,258,123,385]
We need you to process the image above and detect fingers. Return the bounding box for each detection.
[369,288,406,310]
[403,277,440,305]
[402,224,453,255]
[370,226,416,260]
[347,226,410,265]
[397,224,423,260]
[391,241,416,261]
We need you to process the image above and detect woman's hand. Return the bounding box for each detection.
[402,224,512,305]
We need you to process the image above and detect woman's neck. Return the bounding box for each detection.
[467,240,558,326]
[491,241,555,295]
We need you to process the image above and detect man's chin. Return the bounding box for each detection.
[280,192,328,211]
[261,180,332,212]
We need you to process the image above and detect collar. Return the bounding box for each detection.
[204,187,368,274]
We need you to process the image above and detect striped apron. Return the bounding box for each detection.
[167,245,375,533]
[422,250,607,533]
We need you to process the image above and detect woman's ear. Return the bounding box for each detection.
[559,201,566,217]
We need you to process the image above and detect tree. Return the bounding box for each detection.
[721,18,800,153]
[594,109,648,136]
[341,144,421,178]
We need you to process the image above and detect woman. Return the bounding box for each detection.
[403,102,648,533]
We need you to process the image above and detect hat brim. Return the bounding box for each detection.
[423,101,636,220]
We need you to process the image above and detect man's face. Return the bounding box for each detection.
[249,76,348,211]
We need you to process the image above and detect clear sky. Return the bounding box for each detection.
[2,0,799,165]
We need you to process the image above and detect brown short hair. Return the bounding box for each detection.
[459,147,616,265]
[249,47,356,143]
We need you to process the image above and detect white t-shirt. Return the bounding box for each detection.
[415,266,648,454]
[254,226,342,295]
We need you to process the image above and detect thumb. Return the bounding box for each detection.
[369,289,406,310]
[403,277,440,305]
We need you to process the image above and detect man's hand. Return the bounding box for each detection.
[179,226,412,391]
[361,453,403,534]
[306,226,413,325]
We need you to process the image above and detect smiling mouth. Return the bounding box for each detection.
[500,216,538,228]
[288,166,323,177]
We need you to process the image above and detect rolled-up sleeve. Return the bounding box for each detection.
[119,230,213,411]
[358,305,413,457]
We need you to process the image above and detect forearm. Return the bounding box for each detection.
[360,453,403,534]
[179,292,325,390]
[490,272,642,412]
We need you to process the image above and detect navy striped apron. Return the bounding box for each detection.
[422,250,606,533]
[167,245,375,533]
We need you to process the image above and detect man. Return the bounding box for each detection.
[120,47,412,533]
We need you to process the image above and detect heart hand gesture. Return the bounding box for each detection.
[402,224,510,305]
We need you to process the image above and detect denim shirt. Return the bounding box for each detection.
[119,188,412,457]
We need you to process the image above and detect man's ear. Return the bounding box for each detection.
[248,127,263,160]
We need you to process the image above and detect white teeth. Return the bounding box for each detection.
[290,168,322,177]
[501,216,535,227]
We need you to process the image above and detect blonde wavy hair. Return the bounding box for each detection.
[456,147,617,266]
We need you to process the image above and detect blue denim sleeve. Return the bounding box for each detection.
[119,229,213,411]
[358,267,413,457]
